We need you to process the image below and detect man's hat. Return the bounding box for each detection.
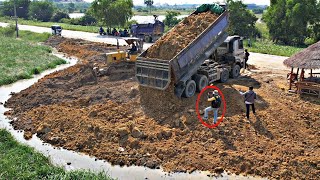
[213,90,219,95]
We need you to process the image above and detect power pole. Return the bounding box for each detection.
[13,0,19,38]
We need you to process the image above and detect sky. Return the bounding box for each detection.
[80,0,270,6]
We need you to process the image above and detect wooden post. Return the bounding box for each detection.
[289,67,293,90]
[300,68,305,81]
[311,69,313,77]
[296,68,300,75]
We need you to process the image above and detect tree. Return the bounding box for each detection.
[51,11,70,22]
[144,0,153,13]
[263,0,318,45]
[90,0,133,27]
[163,11,181,27]
[1,0,30,19]
[308,1,320,42]
[68,3,76,13]
[227,0,259,38]
[28,1,54,22]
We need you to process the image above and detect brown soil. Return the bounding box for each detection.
[4,37,320,179]
[45,36,127,66]
[146,12,219,60]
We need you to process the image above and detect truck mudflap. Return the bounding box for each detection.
[136,59,171,90]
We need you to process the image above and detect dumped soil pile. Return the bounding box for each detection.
[4,39,320,179]
[45,36,126,65]
[146,12,219,60]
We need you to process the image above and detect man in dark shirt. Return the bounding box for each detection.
[244,49,250,69]
[240,86,257,120]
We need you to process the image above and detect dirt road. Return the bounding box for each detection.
[4,37,319,179]
[0,22,153,48]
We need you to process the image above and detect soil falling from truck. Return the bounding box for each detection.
[146,12,219,60]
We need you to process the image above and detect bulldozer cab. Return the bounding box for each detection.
[123,37,144,61]
[123,37,144,53]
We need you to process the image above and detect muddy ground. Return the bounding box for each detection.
[4,37,320,179]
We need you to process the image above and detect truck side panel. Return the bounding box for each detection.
[136,8,229,93]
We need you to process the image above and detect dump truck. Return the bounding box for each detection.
[130,15,165,43]
[135,4,245,98]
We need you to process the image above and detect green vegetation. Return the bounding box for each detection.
[0,27,66,85]
[0,129,112,179]
[133,8,192,16]
[90,0,133,27]
[0,16,99,33]
[227,0,259,38]
[245,39,304,57]
[255,22,269,39]
[263,0,320,45]
[163,11,181,27]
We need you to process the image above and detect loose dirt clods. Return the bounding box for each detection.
[146,12,219,60]
[4,37,320,179]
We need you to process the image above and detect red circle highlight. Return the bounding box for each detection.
[195,85,226,128]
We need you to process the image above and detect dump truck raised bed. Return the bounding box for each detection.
[136,4,244,98]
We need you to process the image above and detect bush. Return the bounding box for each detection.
[0,24,16,37]
[69,14,96,26]
[59,18,71,24]
[125,20,138,29]
[79,14,96,26]
[51,11,70,22]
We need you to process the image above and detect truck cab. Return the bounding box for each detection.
[197,36,245,92]
[217,35,244,63]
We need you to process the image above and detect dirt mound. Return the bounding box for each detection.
[45,36,126,65]
[4,38,320,179]
[146,12,219,60]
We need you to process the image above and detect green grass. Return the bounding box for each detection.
[0,16,99,33]
[0,129,112,179]
[256,22,269,39]
[0,36,66,85]
[245,39,304,57]
[19,30,51,42]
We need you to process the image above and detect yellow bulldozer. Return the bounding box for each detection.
[94,37,143,76]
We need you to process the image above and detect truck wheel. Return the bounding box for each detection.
[220,69,229,83]
[194,74,208,92]
[144,36,152,43]
[183,80,196,98]
[231,65,241,78]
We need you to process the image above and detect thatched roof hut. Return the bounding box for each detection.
[284,41,320,69]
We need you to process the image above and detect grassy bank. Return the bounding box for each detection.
[0,33,66,85]
[0,17,99,33]
[0,129,112,179]
[245,39,304,57]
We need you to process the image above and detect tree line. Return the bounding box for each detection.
[0,0,96,25]
[1,0,319,46]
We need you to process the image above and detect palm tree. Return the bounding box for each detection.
[144,0,154,13]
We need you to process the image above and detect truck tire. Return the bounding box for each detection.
[220,69,229,83]
[144,36,152,43]
[231,65,241,78]
[194,74,208,92]
[183,80,196,98]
